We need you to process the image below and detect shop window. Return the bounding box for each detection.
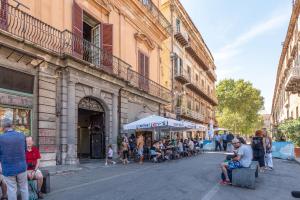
[0,107,31,135]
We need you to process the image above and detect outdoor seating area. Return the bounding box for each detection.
[131,137,204,163]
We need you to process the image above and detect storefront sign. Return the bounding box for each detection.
[0,92,33,108]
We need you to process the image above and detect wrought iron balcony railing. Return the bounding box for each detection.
[174,68,191,83]
[285,65,300,93]
[176,107,205,122]
[0,3,171,102]
[137,0,172,34]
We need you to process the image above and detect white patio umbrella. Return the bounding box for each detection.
[181,121,207,131]
[123,115,185,131]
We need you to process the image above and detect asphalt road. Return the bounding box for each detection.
[44,152,300,200]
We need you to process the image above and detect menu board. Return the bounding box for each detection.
[0,107,31,136]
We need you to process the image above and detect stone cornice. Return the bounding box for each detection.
[134,32,155,50]
[272,0,300,114]
[117,0,170,41]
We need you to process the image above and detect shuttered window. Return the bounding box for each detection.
[0,0,8,30]
[138,51,149,91]
[101,23,113,69]
[72,1,83,56]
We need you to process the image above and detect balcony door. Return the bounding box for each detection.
[174,54,183,76]
[72,1,113,72]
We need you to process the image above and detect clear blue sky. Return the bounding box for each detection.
[180,0,292,113]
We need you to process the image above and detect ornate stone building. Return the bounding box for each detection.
[271,0,300,132]
[0,0,171,166]
[160,0,217,136]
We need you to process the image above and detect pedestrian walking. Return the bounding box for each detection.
[226,132,234,152]
[121,138,129,165]
[222,131,228,151]
[263,129,273,170]
[0,118,28,200]
[128,134,136,159]
[137,134,145,164]
[105,144,116,166]
[214,132,222,151]
[251,130,265,172]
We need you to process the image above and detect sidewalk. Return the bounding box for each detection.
[41,159,108,176]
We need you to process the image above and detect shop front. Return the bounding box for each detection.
[0,66,34,135]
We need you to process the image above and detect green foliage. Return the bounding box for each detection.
[278,119,300,147]
[216,79,264,136]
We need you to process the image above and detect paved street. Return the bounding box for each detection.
[44,153,300,200]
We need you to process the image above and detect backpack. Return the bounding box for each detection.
[252,137,264,151]
[28,180,38,200]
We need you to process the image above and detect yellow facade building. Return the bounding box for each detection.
[160,0,217,133]
[0,0,171,166]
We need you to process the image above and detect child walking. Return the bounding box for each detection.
[105,144,116,166]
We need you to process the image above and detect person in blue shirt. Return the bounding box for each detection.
[0,118,28,200]
[222,131,228,151]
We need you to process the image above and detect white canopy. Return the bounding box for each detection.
[182,121,207,131]
[123,115,186,131]
[214,128,228,131]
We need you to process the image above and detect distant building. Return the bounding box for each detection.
[262,114,271,131]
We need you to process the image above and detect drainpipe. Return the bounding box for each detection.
[118,87,124,151]
[170,0,175,114]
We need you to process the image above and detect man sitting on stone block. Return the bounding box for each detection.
[220,138,253,185]
[26,137,44,199]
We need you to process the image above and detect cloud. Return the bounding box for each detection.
[215,12,290,62]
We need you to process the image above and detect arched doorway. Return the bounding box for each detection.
[77,97,105,159]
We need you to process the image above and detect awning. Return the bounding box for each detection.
[214,128,228,131]
[182,121,207,131]
[123,115,185,131]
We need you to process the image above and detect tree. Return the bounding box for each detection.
[278,119,300,147]
[216,79,264,136]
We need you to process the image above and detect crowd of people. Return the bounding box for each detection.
[105,133,205,166]
[219,129,274,185]
[0,118,44,200]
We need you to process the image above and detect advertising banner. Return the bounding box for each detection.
[272,142,295,160]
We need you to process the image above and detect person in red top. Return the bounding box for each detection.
[26,136,44,199]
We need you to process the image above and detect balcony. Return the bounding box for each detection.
[176,107,205,122]
[188,79,218,106]
[291,43,297,57]
[207,69,217,81]
[0,3,171,102]
[285,66,300,93]
[185,41,209,71]
[174,30,189,47]
[174,68,191,83]
[137,0,172,34]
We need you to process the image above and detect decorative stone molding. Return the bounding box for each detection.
[134,32,155,50]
